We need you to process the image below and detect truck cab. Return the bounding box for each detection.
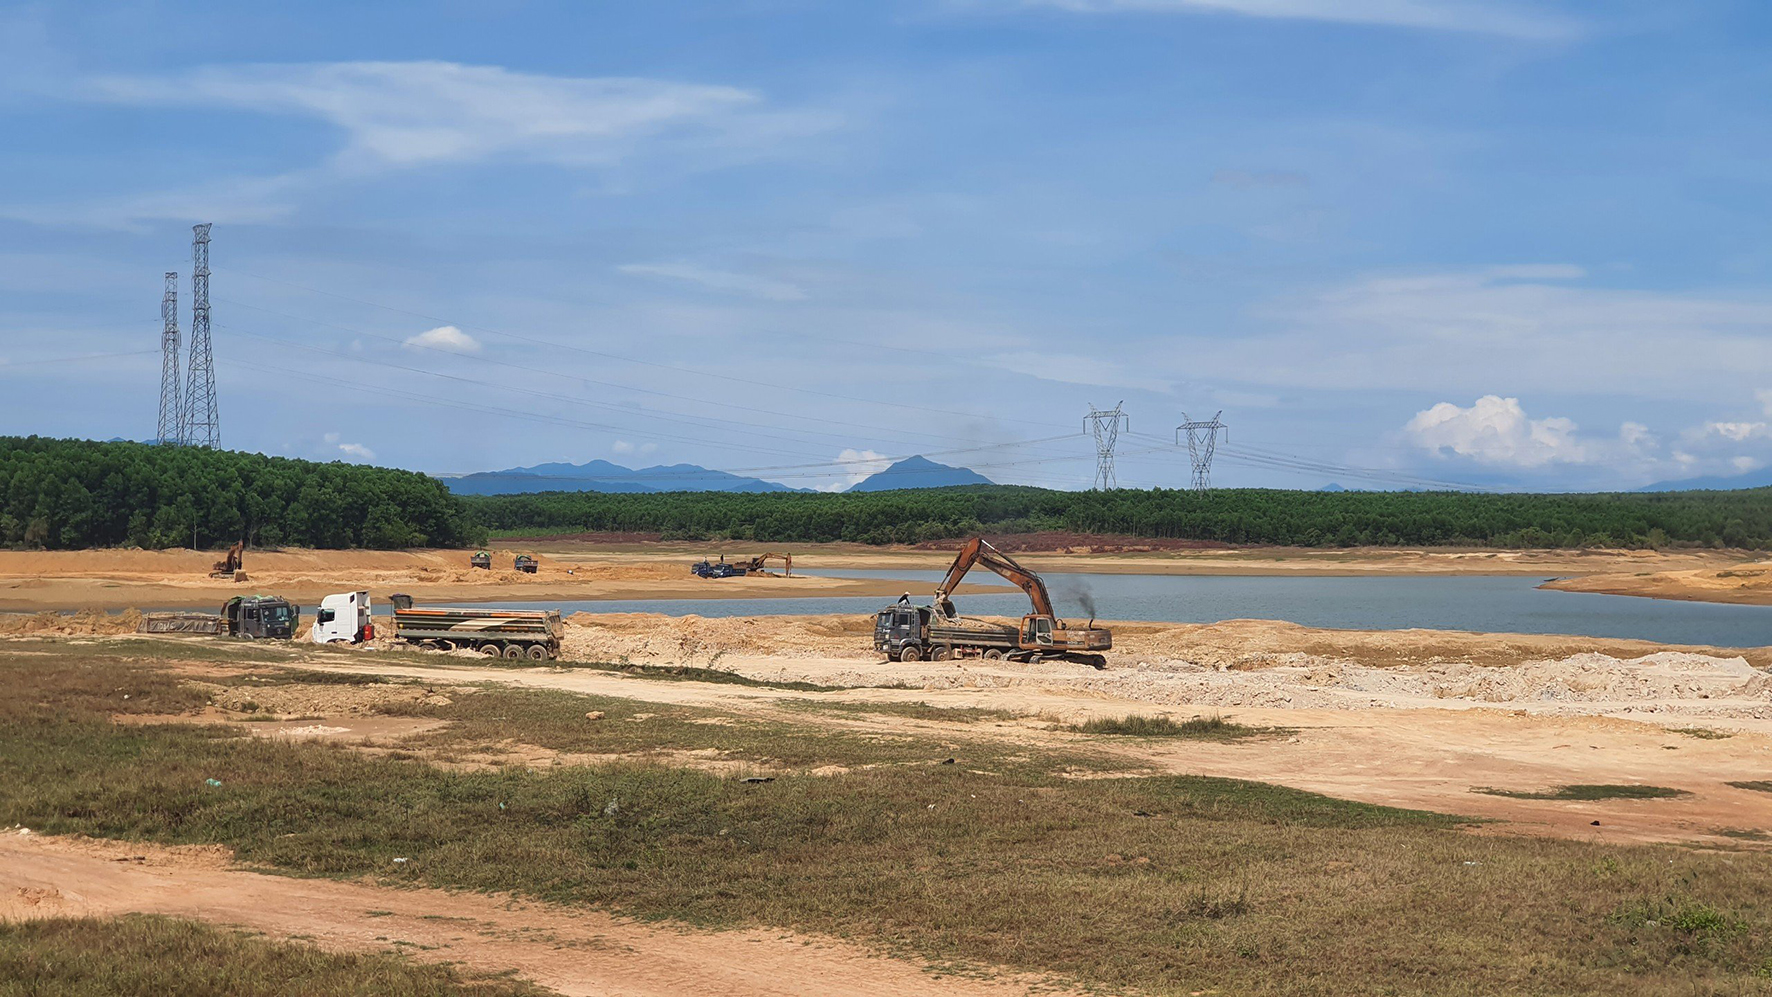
[874,604,930,659]
[311,590,372,644]
[221,596,298,639]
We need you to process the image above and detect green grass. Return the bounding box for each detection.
[1069,713,1273,740]
[1474,784,1691,801]
[1729,781,1772,794]
[0,915,544,996]
[11,650,1772,995]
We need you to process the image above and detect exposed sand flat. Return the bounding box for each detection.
[0,547,991,612]
[1542,560,1772,606]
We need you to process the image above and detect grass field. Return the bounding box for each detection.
[0,914,544,997]
[6,642,1772,995]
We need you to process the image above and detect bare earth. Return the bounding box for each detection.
[0,542,1757,611]
[1543,560,1772,606]
[0,832,1073,997]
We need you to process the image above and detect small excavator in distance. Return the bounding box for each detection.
[209,540,246,580]
[873,537,1111,666]
[740,552,792,576]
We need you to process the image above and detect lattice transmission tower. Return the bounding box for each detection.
[1175,411,1228,490]
[156,271,182,445]
[1084,402,1129,490]
[182,224,219,448]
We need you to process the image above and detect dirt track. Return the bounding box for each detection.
[0,833,1073,997]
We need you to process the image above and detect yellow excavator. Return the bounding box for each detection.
[873,537,1110,666]
[740,552,792,576]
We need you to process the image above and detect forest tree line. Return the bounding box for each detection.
[0,437,481,550]
[8,437,1771,551]
[466,483,1772,549]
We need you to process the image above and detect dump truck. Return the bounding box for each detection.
[222,595,299,639]
[513,554,539,574]
[311,590,373,644]
[470,551,492,570]
[141,595,300,639]
[391,604,563,660]
[873,537,1111,666]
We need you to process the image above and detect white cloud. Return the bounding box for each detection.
[1758,388,1772,417]
[337,442,375,460]
[822,448,893,491]
[1404,395,1587,468]
[403,325,480,354]
[1702,421,1769,443]
[1732,456,1762,473]
[611,440,657,455]
[79,62,805,171]
[618,262,808,302]
[1019,0,1577,39]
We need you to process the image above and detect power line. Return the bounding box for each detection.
[1175,411,1228,490]
[182,224,219,448]
[1084,402,1128,490]
[156,271,182,445]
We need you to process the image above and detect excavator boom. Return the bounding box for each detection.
[932,537,1053,618]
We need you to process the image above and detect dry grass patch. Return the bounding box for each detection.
[0,914,543,996]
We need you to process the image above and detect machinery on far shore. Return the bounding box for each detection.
[470,551,492,570]
[513,554,539,574]
[691,552,793,579]
[872,537,1111,666]
[209,540,246,580]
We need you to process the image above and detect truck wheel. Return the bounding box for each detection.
[932,646,950,662]
[480,643,501,656]
[982,648,1003,660]
[897,645,922,663]
[1027,653,1043,665]
[501,644,524,660]
[526,644,550,661]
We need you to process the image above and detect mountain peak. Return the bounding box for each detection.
[847,455,993,492]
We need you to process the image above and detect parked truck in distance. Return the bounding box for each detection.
[311,591,373,644]
[391,603,563,660]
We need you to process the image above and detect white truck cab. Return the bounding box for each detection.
[311,590,373,644]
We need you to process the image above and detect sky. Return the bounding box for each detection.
[2,0,1770,492]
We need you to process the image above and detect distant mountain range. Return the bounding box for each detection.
[444,460,809,495]
[1637,468,1772,492]
[847,455,993,491]
[443,455,994,495]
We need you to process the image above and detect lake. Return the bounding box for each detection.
[447,570,1772,648]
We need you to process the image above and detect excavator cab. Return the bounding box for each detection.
[1022,616,1055,646]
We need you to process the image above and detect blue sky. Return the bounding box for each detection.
[3,0,1770,491]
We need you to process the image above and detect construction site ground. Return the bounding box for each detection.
[7,602,1772,995]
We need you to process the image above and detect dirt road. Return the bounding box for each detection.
[0,833,1072,997]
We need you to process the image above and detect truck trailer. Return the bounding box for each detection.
[391,605,564,660]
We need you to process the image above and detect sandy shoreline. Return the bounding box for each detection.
[0,542,1761,611]
[1542,561,1772,606]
